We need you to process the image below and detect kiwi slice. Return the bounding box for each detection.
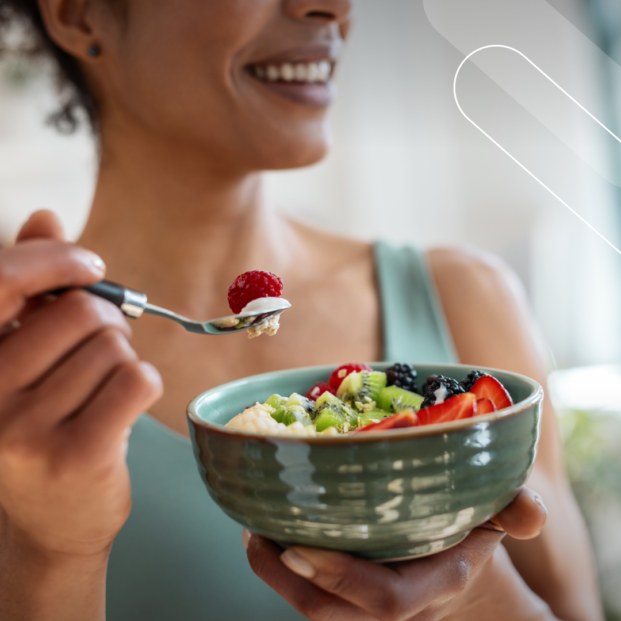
[265,393,314,425]
[271,405,312,427]
[314,392,356,432]
[355,409,392,428]
[336,371,387,406]
[287,393,316,416]
[264,394,287,410]
[316,392,341,409]
[377,386,424,413]
[314,409,346,432]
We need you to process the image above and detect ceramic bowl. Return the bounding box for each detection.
[187,363,542,562]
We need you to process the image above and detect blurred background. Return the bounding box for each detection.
[1,0,621,616]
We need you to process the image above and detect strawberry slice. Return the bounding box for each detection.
[305,382,336,402]
[417,392,476,426]
[470,376,513,411]
[328,363,373,390]
[475,398,496,416]
[355,410,418,433]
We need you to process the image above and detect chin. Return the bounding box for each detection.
[256,125,334,172]
[271,143,330,170]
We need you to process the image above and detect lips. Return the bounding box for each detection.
[245,45,339,109]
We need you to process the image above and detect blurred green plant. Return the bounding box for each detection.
[562,410,621,497]
[560,410,621,621]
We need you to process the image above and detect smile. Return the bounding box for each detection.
[249,60,333,84]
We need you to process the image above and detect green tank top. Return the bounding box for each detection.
[106,242,456,620]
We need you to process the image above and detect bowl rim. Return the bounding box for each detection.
[186,362,544,444]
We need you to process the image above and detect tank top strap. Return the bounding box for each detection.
[374,241,457,364]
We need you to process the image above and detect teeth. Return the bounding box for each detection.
[295,64,308,81]
[281,63,295,81]
[307,63,320,82]
[252,61,332,84]
[318,60,331,81]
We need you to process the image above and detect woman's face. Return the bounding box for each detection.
[93,0,352,172]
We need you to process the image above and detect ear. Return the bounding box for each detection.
[38,0,101,61]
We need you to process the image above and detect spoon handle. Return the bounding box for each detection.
[80,280,148,319]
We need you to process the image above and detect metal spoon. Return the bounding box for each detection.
[77,280,291,335]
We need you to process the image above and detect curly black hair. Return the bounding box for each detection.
[0,1,114,133]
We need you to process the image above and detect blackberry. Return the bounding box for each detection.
[420,375,465,409]
[385,363,418,393]
[460,370,487,393]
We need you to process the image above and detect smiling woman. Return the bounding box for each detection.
[0,1,605,621]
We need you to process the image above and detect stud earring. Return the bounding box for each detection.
[87,44,101,58]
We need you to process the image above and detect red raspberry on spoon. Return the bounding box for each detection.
[228,271,284,315]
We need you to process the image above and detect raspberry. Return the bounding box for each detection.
[228,271,283,314]
[306,382,336,402]
[328,363,373,390]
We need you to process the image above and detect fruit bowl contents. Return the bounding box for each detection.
[187,363,543,561]
[225,363,514,437]
[226,270,289,339]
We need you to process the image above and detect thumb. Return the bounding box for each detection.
[489,487,548,540]
[16,210,66,243]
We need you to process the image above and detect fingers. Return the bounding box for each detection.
[276,540,473,620]
[425,526,505,580]
[16,210,65,242]
[275,528,506,620]
[245,532,372,621]
[0,291,131,393]
[490,487,548,540]
[68,360,163,452]
[280,545,413,620]
[0,239,105,324]
[23,328,138,428]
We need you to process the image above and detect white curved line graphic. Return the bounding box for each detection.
[454,44,621,256]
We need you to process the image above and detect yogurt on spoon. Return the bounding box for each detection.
[241,297,290,338]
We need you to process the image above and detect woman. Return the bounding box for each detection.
[0,1,603,620]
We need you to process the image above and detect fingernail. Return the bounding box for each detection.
[139,362,163,391]
[242,529,252,550]
[532,493,548,516]
[281,549,316,579]
[84,251,106,275]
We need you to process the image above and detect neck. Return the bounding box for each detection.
[79,128,295,317]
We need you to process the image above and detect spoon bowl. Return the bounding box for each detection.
[144,300,291,335]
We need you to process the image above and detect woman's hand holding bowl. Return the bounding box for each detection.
[0,211,162,619]
[245,487,551,621]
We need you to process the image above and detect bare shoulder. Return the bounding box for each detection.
[426,246,546,375]
[427,246,524,301]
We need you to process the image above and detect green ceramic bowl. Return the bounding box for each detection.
[187,363,542,562]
